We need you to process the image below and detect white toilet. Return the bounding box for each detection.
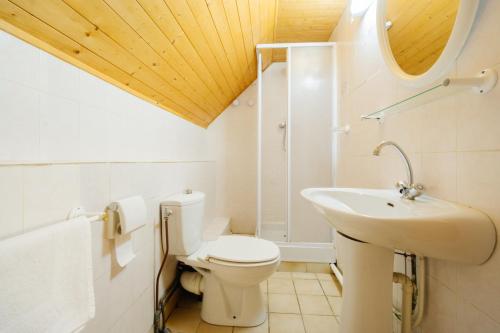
[161,191,280,327]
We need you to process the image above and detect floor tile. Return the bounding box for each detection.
[292,272,317,280]
[166,307,201,333]
[196,321,232,333]
[298,295,333,315]
[269,293,300,314]
[327,296,343,316]
[302,315,339,333]
[294,279,324,295]
[319,279,341,296]
[234,318,268,333]
[269,313,305,333]
[271,271,292,279]
[268,278,295,294]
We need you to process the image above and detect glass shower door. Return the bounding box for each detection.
[260,58,288,241]
[289,46,334,243]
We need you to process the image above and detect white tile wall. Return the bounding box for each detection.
[0,30,216,333]
[331,0,500,331]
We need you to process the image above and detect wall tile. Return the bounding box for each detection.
[79,104,109,161]
[39,93,80,161]
[421,153,457,202]
[0,167,24,239]
[0,81,40,161]
[420,277,457,333]
[456,74,500,152]
[456,300,500,333]
[23,165,80,230]
[39,51,80,102]
[420,96,457,153]
[79,164,110,212]
[455,0,500,75]
[0,32,40,88]
[427,258,458,292]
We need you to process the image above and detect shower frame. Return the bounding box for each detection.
[256,42,338,262]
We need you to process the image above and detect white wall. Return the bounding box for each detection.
[330,1,500,331]
[208,82,257,235]
[0,31,216,333]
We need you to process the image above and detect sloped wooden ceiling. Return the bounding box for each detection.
[0,0,346,127]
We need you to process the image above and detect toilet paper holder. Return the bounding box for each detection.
[67,206,118,239]
[104,204,119,240]
[69,195,146,240]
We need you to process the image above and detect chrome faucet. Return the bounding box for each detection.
[373,141,424,200]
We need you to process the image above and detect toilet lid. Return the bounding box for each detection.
[206,235,280,263]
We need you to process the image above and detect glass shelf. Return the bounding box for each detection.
[361,82,464,120]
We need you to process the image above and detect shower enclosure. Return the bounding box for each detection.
[256,43,337,262]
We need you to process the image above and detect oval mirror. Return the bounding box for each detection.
[377,0,480,87]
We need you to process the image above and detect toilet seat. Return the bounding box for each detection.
[182,235,280,268]
[206,235,280,264]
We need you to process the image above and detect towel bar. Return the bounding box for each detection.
[67,207,109,223]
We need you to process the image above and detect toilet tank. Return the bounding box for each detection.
[161,191,205,256]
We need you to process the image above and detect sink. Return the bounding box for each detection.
[302,187,496,333]
[301,187,496,264]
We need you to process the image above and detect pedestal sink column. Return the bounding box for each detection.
[339,233,394,333]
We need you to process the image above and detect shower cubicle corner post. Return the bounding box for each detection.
[286,46,292,243]
[256,50,263,238]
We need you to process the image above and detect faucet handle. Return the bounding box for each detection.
[395,180,409,189]
[413,183,425,191]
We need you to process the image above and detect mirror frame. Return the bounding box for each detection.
[376,0,480,87]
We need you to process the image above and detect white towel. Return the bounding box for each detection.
[0,216,95,333]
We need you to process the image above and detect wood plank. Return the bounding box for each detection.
[0,0,208,127]
[236,0,256,81]
[60,0,215,120]
[206,0,247,88]
[157,0,239,100]
[137,0,232,106]
[274,0,345,49]
[187,0,245,92]
[222,0,252,86]
[165,0,240,100]
[102,0,223,113]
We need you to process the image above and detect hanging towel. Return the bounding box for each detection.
[0,216,95,333]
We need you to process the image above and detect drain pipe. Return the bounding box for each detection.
[180,271,205,295]
[412,256,425,327]
[393,272,413,333]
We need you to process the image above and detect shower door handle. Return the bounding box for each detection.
[278,121,287,152]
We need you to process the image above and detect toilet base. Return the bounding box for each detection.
[201,274,267,327]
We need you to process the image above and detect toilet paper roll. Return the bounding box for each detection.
[114,233,136,267]
[114,196,147,235]
[111,196,146,267]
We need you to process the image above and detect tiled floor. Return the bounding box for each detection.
[166,271,343,333]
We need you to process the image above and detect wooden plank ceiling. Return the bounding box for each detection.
[0,0,346,127]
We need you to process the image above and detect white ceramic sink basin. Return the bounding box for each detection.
[301,188,496,264]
